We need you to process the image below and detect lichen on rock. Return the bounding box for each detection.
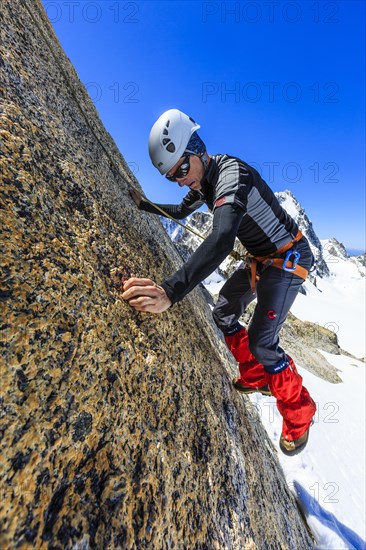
[0,1,314,548]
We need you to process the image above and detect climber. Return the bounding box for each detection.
[122,108,316,456]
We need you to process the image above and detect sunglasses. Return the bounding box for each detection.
[166,156,191,182]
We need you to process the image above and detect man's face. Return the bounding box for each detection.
[166,155,205,191]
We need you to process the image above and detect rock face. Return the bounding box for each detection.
[279,313,342,383]
[0,2,314,548]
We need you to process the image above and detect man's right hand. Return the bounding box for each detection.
[122,277,172,313]
[129,188,142,207]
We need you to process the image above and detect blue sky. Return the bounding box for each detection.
[42,0,365,250]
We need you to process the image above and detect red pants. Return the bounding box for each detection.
[225,327,316,440]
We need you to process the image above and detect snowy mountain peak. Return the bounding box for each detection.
[275,191,330,279]
[321,237,349,260]
[276,190,315,240]
[160,217,186,242]
[275,189,301,215]
[321,238,365,278]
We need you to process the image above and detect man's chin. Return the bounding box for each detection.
[189,181,202,190]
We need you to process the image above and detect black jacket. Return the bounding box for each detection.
[139,154,299,304]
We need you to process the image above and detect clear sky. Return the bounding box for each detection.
[42,0,365,250]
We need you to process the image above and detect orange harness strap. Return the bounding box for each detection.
[264,258,308,279]
[250,232,308,293]
[250,258,259,293]
[255,231,303,262]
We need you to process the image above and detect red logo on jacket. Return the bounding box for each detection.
[215,196,227,207]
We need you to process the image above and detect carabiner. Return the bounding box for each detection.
[283,249,300,272]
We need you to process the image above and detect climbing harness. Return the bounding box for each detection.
[248,231,308,293]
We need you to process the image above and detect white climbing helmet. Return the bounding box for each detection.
[148,109,200,174]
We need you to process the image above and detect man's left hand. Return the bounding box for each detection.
[121,277,172,313]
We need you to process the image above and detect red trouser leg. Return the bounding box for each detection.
[268,356,316,440]
[225,327,268,388]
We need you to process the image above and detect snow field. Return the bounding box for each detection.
[249,353,366,548]
[291,250,365,359]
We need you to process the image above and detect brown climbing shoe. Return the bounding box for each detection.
[232,378,272,396]
[279,428,310,456]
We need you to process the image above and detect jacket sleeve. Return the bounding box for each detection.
[161,204,245,304]
[139,190,205,220]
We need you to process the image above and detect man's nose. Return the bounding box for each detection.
[176,178,186,187]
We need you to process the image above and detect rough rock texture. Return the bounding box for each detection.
[0,1,314,548]
[279,313,343,383]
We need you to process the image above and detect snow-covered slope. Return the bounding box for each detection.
[291,239,365,358]
[250,352,366,548]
